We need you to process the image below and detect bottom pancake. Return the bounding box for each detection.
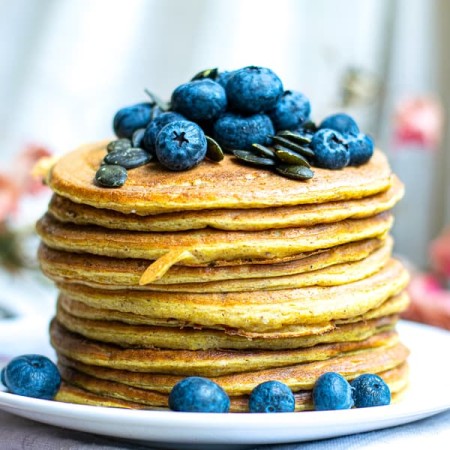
[55,362,409,413]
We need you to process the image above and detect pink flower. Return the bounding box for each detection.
[0,144,52,222]
[394,96,444,150]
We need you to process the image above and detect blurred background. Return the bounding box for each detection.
[1,0,450,351]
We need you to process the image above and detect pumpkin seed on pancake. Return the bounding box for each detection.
[47,176,403,232]
[38,237,386,287]
[58,292,408,343]
[36,212,393,284]
[56,259,409,333]
[55,362,409,412]
[52,329,409,395]
[45,237,392,293]
[46,141,392,215]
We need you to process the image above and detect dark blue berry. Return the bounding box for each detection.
[248,381,295,413]
[216,70,235,89]
[1,367,6,386]
[113,103,153,139]
[103,147,152,169]
[268,91,311,131]
[142,112,185,154]
[169,376,230,412]
[319,113,359,137]
[2,354,61,399]
[350,374,391,408]
[313,372,353,411]
[346,133,374,166]
[226,66,283,114]
[156,120,207,171]
[213,112,274,150]
[171,79,227,122]
[95,165,128,188]
[311,129,350,169]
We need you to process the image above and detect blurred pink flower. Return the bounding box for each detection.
[0,144,51,222]
[394,96,444,150]
[429,226,450,277]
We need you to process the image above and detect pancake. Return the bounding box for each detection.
[56,259,409,332]
[41,236,392,292]
[56,294,408,349]
[55,362,409,412]
[38,237,386,286]
[47,141,393,214]
[47,176,403,232]
[36,212,393,284]
[50,320,399,376]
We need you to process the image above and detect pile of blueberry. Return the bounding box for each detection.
[95,66,374,188]
[168,372,391,413]
[1,354,390,413]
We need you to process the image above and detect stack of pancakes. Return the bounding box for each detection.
[36,140,410,411]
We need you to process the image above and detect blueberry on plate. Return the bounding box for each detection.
[215,70,235,89]
[248,380,295,413]
[142,112,185,154]
[311,129,350,169]
[268,90,311,131]
[312,372,353,411]
[213,112,274,150]
[113,102,153,139]
[226,66,283,114]
[171,79,227,122]
[1,367,6,386]
[156,120,207,171]
[346,133,374,166]
[319,113,359,137]
[2,354,61,400]
[169,376,230,412]
[350,374,391,408]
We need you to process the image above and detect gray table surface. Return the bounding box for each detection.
[1,408,449,450]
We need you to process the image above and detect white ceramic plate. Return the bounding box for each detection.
[0,320,449,450]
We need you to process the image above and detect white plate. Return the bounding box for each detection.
[0,320,449,450]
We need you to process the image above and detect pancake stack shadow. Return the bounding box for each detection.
[36,142,411,411]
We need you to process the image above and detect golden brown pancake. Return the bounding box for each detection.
[47,141,393,214]
[56,259,409,333]
[38,237,387,286]
[47,176,403,231]
[55,362,409,412]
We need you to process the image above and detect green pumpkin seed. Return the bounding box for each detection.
[275,164,314,180]
[275,131,312,146]
[205,136,224,162]
[232,150,276,167]
[144,88,169,111]
[103,147,153,169]
[107,139,132,153]
[191,67,219,81]
[302,120,318,132]
[95,165,128,188]
[270,137,315,159]
[251,143,276,158]
[274,146,311,167]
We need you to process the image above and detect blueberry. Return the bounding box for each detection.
[103,147,152,169]
[171,79,227,122]
[312,372,353,411]
[268,91,311,131]
[226,66,284,114]
[95,164,128,188]
[113,103,153,139]
[142,112,185,154]
[169,376,230,412]
[1,367,6,386]
[351,374,391,408]
[156,120,207,171]
[346,133,374,166]
[216,70,234,89]
[2,354,61,400]
[319,113,359,137]
[311,129,350,169]
[248,381,295,413]
[213,112,274,150]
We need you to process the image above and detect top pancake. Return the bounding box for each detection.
[47,141,393,214]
